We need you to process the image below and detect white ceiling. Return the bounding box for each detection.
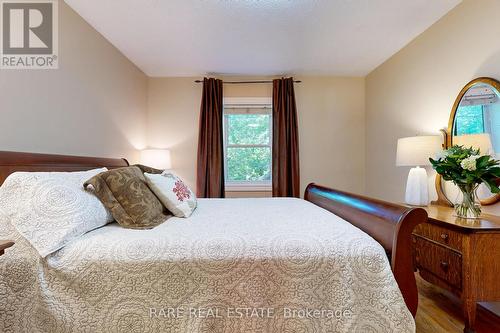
[64,0,461,77]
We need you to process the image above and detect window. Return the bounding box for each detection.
[454,105,485,135]
[223,99,272,190]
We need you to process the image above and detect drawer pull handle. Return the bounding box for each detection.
[440,233,449,241]
[440,261,449,271]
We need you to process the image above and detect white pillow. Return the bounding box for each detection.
[144,171,197,217]
[0,168,113,257]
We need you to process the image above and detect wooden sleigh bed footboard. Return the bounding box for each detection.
[304,183,427,317]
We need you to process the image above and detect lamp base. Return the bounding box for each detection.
[405,166,429,206]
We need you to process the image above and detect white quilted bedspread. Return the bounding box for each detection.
[0,198,415,333]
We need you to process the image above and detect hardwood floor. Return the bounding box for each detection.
[415,274,500,333]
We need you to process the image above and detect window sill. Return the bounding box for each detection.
[225,184,272,192]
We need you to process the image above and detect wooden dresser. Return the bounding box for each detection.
[412,205,500,333]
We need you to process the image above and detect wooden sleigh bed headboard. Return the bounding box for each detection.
[0,151,426,317]
[0,151,129,186]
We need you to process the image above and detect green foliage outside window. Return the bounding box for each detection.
[225,113,271,182]
[454,105,484,135]
[227,147,271,181]
[227,114,270,145]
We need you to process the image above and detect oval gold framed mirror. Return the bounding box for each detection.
[435,77,500,206]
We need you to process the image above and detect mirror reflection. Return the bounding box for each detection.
[452,82,500,157]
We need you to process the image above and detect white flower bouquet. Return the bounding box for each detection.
[430,145,500,218]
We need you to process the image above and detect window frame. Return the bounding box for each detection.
[223,97,273,191]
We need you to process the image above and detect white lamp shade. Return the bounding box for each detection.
[396,136,443,166]
[453,133,494,155]
[141,149,172,170]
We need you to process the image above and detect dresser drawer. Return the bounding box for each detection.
[413,236,462,289]
[413,222,463,252]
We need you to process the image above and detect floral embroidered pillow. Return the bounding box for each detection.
[144,171,197,218]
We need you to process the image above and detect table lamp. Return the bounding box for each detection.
[453,133,494,155]
[396,136,443,206]
[140,149,172,170]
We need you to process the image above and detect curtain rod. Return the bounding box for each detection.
[194,80,302,84]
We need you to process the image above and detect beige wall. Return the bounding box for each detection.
[147,76,365,196]
[365,0,500,203]
[0,1,147,162]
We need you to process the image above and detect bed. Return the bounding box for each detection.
[0,151,426,333]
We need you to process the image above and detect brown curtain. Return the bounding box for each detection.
[196,77,225,198]
[272,77,300,197]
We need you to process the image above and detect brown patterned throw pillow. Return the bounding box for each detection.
[84,166,170,229]
[136,164,163,175]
